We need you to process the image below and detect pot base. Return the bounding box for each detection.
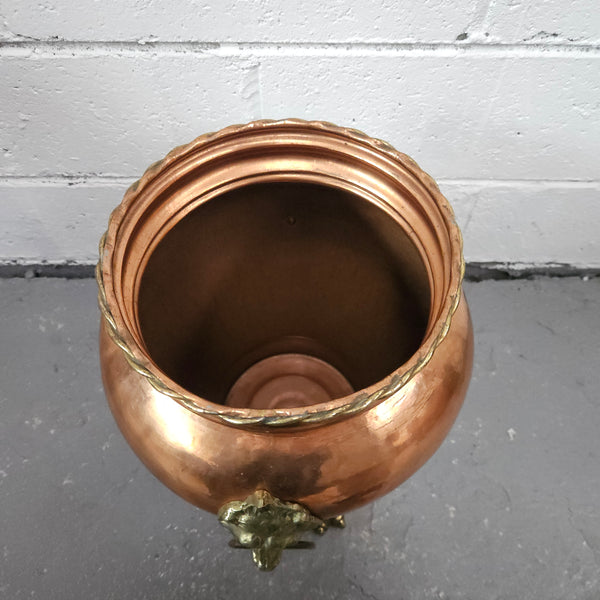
[225,353,354,409]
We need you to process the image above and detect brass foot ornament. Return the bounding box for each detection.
[218,490,345,571]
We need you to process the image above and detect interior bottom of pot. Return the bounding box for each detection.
[225,350,354,410]
[137,181,431,408]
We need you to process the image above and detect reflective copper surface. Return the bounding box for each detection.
[98,119,473,519]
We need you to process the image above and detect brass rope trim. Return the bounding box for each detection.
[96,119,465,428]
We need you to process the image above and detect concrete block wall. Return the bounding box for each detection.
[1,0,599,269]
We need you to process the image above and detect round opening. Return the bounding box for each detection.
[136,180,431,409]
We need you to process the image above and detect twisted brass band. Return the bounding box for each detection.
[96,119,465,428]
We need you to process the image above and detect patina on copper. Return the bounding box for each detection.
[97,119,473,569]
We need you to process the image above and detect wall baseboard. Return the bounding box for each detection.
[0,261,599,281]
[0,262,96,279]
[464,262,600,281]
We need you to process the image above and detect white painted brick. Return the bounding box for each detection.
[247,53,600,181]
[2,53,599,181]
[483,0,600,46]
[0,182,127,263]
[442,181,600,266]
[0,54,261,176]
[1,181,598,267]
[1,0,598,45]
[0,1,482,44]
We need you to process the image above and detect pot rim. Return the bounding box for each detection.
[97,118,464,429]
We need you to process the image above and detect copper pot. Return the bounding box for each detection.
[97,119,473,570]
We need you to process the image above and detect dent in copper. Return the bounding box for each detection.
[98,119,473,519]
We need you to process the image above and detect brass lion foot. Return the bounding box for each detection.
[218,490,345,571]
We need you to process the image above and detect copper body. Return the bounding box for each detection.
[98,120,473,519]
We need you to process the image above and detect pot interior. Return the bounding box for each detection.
[137,181,430,409]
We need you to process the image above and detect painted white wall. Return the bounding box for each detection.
[1,0,599,267]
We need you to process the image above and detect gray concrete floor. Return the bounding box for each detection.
[1,277,599,600]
